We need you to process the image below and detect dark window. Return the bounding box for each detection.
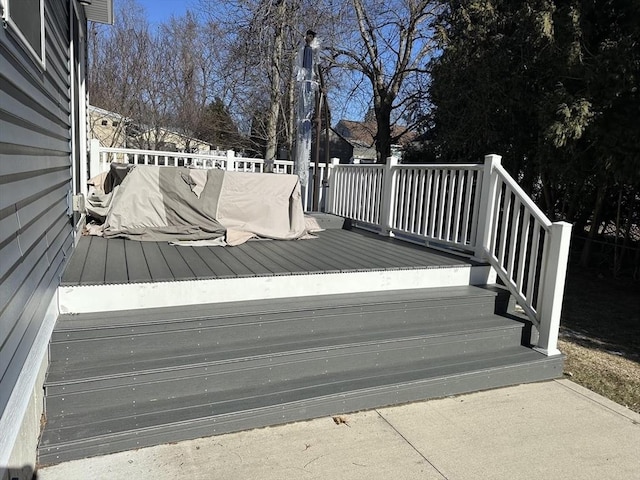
[5,0,44,64]
[101,120,108,126]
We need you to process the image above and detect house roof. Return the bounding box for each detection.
[89,105,126,120]
[336,120,418,147]
[82,0,114,25]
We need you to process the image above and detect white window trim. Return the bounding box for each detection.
[1,0,46,69]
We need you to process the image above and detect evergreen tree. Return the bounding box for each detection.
[426,0,640,270]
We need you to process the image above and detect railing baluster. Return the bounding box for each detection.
[415,170,426,235]
[374,167,380,224]
[489,178,504,259]
[535,231,549,312]
[350,169,355,219]
[404,169,413,231]
[408,169,417,232]
[498,186,513,268]
[357,169,362,219]
[429,170,440,238]
[443,170,454,241]
[451,170,463,242]
[422,170,432,237]
[399,169,408,230]
[437,170,448,240]
[506,198,522,281]
[516,211,531,296]
[526,221,542,304]
[368,169,376,223]
[461,170,473,245]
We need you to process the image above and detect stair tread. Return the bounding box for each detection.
[40,346,554,446]
[46,313,524,385]
[52,295,505,342]
[53,284,510,331]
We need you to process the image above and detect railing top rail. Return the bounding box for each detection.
[332,163,385,169]
[95,145,298,167]
[96,146,229,159]
[496,164,552,229]
[332,162,483,171]
[393,163,484,170]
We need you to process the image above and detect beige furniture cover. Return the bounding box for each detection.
[99,165,309,245]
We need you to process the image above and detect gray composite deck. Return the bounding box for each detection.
[62,227,479,286]
[41,224,565,465]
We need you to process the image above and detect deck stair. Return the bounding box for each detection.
[38,284,563,465]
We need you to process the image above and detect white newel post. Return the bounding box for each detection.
[322,158,339,212]
[225,150,235,171]
[326,158,340,213]
[379,156,398,237]
[474,154,502,259]
[89,139,101,180]
[535,221,572,356]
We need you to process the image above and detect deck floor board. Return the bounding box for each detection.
[174,246,216,279]
[105,238,127,284]
[79,237,107,284]
[260,237,344,273]
[62,228,478,286]
[140,242,174,282]
[124,240,152,283]
[315,230,414,269]
[61,235,91,286]
[157,243,195,280]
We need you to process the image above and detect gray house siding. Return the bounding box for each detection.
[0,0,75,425]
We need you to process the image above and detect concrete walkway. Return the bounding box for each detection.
[37,379,640,480]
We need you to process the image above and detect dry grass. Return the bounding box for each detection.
[558,265,640,413]
[559,336,640,413]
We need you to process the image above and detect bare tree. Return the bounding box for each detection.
[330,0,438,161]
[89,1,232,151]
[197,0,339,159]
[160,12,219,151]
[88,2,153,145]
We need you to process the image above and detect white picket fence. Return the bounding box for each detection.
[326,155,572,357]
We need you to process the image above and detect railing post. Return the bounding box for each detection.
[379,156,398,237]
[89,139,102,179]
[474,154,502,260]
[226,150,235,171]
[325,157,340,213]
[535,221,572,356]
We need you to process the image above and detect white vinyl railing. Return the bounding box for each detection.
[89,139,294,176]
[477,155,572,356]
[327,155,572,356]
[87,139,329,211]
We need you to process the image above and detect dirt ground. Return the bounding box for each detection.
[558,265,640,413]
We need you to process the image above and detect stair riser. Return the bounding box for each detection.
[49,301,508,367]
[44,327,523,419]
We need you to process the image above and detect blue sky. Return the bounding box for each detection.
[120,0,366,122]
[135,0,194,26]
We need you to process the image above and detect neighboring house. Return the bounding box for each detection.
[88,105,128,148]
[0,1,113,478]
[316,127,355,165]
[88,105,213,153]
[128,126,213,154]
[334,119,418,162]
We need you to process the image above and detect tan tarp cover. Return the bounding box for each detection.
[98,166,309,244]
